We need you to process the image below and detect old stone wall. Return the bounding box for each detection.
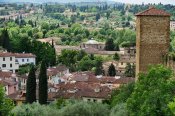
[136,16,170,76]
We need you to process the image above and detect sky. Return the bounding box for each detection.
[113,0,175,5]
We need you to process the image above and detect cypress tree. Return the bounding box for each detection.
[26,65,36,103]
[39,60,48,104]
[1,29,11,52]
[108,63,116,76]
[105,38,115,51]
[95,58,104,75]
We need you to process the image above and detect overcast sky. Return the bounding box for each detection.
[113,0,175,5]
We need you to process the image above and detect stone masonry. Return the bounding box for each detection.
[135,7,171,77]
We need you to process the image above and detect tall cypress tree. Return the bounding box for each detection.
[39,60,48,104]
[26,65,36,103]
[95,58,104,75]
[1,29,11,52]
[108,63,116,76]
[105,38,115,51]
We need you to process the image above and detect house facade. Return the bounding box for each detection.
[14,53,36,65]
[0,53,19,73]
[0,52,36,73]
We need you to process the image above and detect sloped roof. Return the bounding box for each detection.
[135,7,171,17]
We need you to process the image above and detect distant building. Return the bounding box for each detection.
[80,38,105,50]
[0,52,19,73]
[170,20,175,31]
[135,7,170,76]
[14,53,36,66]
[0,52,36,73]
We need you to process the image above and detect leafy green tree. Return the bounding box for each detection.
[59,101,110,116]
[26,65,36,104]
[110,82,135,107]
[58,49,78,68]
[110,103,128,116]
[78,56,94,71]
[105,38,115,51]
[127,65,175,116]
[168,97,175,115]
[0,86,14,116]
[77,50,87,61]
[108,63,116,76]
[113,53,120,61]
[124,63,135,77]
[11,103,59,116]
[39,60,48,104]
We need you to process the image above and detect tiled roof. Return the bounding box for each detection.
[69,71,100,83]
[47,65,68,76]
[0,52,36,58]
[55,82,111,99]
[113,77,135,84]
[0,71,13,78]
[14,53,36,58]
[0,52,15,57]
[135,7,171,16]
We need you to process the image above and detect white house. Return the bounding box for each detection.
[0,52,19,73]
[0,52,36,73]
[14,53,36,65]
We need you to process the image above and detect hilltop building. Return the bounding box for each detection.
[80,38,105,50]
[135,7,170,77]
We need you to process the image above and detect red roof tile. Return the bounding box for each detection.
[14,53,36,58]
[135,7,171,16]
[0,52,36,58]
[0,71,13,78]
[0,52,15,57]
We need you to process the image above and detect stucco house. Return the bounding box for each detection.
[0,52,19,73]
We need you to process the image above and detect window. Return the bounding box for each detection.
[3,57,5,61]
[27,59,29,62]
[10,57,12,61]
[4,87,6,91]
[22,59,24,62]
[121,62,123,65]
[10,64,12,67]
[87,99,91,102]
[2,64,6,67]
[93,99,97,102]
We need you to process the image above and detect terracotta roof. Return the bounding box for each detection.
[113,77,135,84]
[55,82,111,99]
[69,71,100,83]
[0,71,13,78]
[14,53,36,58]
[0,52,36,58]
[0,52,15,57]
[47,65,68,76]
[135,7,171,16]
[100,77,117,83]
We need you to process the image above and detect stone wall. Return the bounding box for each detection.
[136,16,170,77]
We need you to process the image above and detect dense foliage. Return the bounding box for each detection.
[127,65,175,115]
[0,86,14,116]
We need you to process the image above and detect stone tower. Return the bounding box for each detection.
[136,7,170,76]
